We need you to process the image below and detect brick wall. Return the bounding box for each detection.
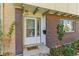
[15,8,23,55]
[46,14,79,48]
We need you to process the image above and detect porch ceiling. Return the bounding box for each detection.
[22,4,49,15]
[15,3,79,19]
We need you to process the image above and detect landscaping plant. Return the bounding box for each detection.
[50,47,63,56]
[56,24,65,45]
[50,24,65,56]
[3,22,14,55]
[62,44,76,56]
[72,40,79,52]
[50,44,77,56]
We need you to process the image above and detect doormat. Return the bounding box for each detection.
[27,46,38,51]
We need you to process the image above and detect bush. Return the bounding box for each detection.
[50,47,63,56]
[50,44,77,56]
[72,40,79,52]
[62,44,76,56]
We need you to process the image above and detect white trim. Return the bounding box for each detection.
[60,19,75,33]
[26,17,36,37]
[40,15,46,45]
[23,17,41,45]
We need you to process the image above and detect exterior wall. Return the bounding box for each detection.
[46,14,79,48]
[3,3,79,55]
[28,3,79,15]
[3,3,15,55]
[15,8,23,55]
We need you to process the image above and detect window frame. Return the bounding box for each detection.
[26,17,41,37]
[60,19,75,33]
[26,18,35,37]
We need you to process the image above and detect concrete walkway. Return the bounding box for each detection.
[23,44,49,56]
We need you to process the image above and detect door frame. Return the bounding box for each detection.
[23,16,41,45]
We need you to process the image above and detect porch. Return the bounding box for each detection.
[14,3,79,56]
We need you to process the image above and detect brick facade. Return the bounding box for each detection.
[15,8,23,55]
[46,14,79,48]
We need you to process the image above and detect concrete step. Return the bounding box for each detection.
[23,44,49,56]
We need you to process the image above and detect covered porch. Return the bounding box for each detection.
[15,4,49,56]
[15,3,79,56]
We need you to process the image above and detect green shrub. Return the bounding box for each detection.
[50,47,63,56]
[57,24,65,45]
[72,40,79,52]
[62,44,76,56]
[50,44,76,56]
[73,40,79,47]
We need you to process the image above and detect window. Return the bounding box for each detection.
[26,18,41,37]
[26,19,35,37]
[60,19,75,32]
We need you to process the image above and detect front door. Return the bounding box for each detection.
[24,17,41,45]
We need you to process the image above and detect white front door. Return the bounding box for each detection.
[24,17,41,45]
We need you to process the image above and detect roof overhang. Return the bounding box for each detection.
[15,3,79,19]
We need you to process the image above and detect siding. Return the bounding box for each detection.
[46,14,79,48]
[28,3,79,15]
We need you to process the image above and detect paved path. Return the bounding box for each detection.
[23,44,49,56]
